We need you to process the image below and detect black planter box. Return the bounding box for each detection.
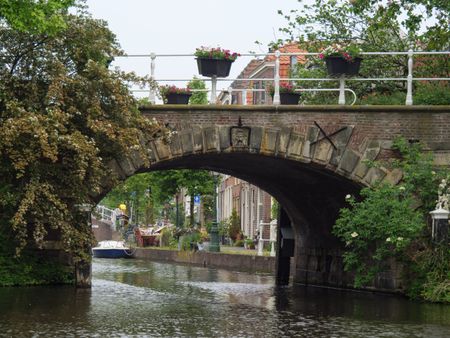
[325,56,362,76]
[165,93,191,104]
[197,58,234,77]
[280,92,300,105]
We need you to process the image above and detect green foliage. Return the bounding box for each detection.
[277,0,449,103]
[0,0,77,35]
[228,209,241,241]
[0,13,163,262]
[234,239,244,247]
[0,231,73,286]
[179,231,201,251]
[414,83,450,105]
[271,198,279,220]
[194,47,240,61]
[244,238,255,249]
[187,77,208,104]
[0,254,74,286]
[101,169,216,228]
[334,185,424,287]
[333,138,450,302]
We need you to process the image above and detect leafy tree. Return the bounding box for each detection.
[188,77,208,104]
[101,169,216,228]
[276,0,449,103]
[0,0,77,35]
[0,14,162,265]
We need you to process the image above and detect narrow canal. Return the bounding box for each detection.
[0,259,449,337]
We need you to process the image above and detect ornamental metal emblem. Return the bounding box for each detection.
[310,121,348,150]
[230,117,251,148]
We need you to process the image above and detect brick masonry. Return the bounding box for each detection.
[104,105,450,292]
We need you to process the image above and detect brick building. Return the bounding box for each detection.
[222,42,305,105]
[217,175,272,239]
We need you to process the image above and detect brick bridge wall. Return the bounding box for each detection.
[106,105,450,292]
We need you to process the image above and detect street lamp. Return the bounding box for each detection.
[209,172,220,252]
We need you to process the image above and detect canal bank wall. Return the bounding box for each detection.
[134,248,276,274]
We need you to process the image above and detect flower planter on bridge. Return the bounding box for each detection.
[165,93,192,104]
[196,58,234,78]
[325,56,362,76]
[280,92,301,105]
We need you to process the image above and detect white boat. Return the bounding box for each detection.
[92,240,133,258]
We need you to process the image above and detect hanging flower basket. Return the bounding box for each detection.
[269,83,301,105]
[318,43,363,77]
[280,92,301,105]
[194,47,240,78]
[325,56,362,76]
[159,85,191,104]
[196,58,234,77]
[165,93,192,104]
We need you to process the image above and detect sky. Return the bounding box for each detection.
[85,0,300,97]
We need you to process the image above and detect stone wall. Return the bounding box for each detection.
[134,248,275,274]
[100,105,450,292]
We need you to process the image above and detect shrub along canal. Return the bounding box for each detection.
[0,258,449,337]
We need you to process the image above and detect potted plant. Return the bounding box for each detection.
[194,46,240,78]
[269,82,301,105]
[318,43,362,76]
[244,238,255,250]
[159,85,192,104]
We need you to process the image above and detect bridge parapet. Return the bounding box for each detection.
[125,105,450,188]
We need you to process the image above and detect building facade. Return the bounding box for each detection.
[217,175,272,239]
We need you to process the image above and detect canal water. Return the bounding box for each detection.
[0,259,449,337]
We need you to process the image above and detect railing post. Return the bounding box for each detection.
[227,86,233,104]
[257,221,264,256]
[149,52,156,104]
[273,50,281,105]
[338,75,346,105]
[269,219,277,257]
[242,89,247,105]
[210,75,217,104]
[406,49,414,105]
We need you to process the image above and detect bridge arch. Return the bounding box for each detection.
[98,105,450,290]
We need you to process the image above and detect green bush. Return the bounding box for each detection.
[333,138,450,302]
[234,239,244,247]
[414,83,450,105]
[228,209,241,241]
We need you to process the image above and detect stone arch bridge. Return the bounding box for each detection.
[102,105,450,291]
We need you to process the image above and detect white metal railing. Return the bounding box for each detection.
[94,205,119,229]
[117,50,449,106]
[257,220,277,257]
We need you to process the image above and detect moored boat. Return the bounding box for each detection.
[92,240,133,258]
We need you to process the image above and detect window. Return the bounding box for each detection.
[252,81,266,105]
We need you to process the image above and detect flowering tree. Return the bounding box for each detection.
[0,14,162,267]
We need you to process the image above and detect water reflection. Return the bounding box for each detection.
[0,258,449,337]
